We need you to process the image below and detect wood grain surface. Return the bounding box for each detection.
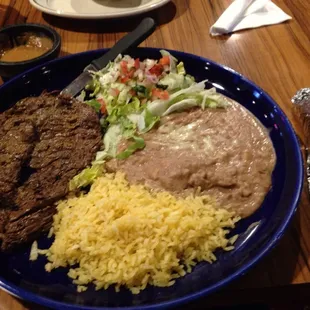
[0,0,309,309]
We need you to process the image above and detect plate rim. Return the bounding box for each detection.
[0,47,304,310]
[29,0,171,19]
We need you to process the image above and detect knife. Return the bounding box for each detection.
[61,17,156,97]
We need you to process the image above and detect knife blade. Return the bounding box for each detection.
[61,17,156,97]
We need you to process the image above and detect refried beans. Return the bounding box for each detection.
[106,99,276,218]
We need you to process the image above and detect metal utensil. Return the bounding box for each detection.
[61,17,156,97]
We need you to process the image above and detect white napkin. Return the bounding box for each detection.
[210,0,292,36]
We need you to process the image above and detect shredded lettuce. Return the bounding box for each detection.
[106,97,142,124]
[85,79,101,97]
[163,99,198,116]
[147,83,228,117]
[118,88,131,105]
[127,109,159,133]
[177,62,185,75]
[143,109,160,132]
[85,99,101,113]
[158,73,186,91]
[120,117,136,138]
[110,82,126,92]
[116,136,145,160]
[168,79,208,100]
[102,124,122,158]
[127,113,145,132]
[160,50,178,73]
[76,90,86,102]
[69,164,104,191]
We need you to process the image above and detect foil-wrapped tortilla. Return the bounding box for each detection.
[292,88,310,145]
[292,88,310,197]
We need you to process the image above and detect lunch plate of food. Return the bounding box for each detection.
[0,48,303,309]
[29,0,170,19]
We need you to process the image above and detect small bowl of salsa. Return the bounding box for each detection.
[0,24,61,81]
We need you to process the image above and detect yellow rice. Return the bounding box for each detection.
[44,172,239,294]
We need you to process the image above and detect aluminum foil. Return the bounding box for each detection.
[292,88,310,106]
[292,88,310,197]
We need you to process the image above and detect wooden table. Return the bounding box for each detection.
[0,0,309,309]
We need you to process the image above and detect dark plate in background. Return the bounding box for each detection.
[0,48,303,309]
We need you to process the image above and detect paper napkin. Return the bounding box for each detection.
[210,0,292,36]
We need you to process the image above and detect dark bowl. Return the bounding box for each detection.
[0,23,61,80]
[0,48,303,309]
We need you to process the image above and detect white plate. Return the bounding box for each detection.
[29,0,170,19]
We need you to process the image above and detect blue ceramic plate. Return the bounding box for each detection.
[0,48,303,309]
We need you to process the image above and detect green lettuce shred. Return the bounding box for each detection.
[142,109,160,133]
[120,117,136,138]
[85,99,101,113]
[69,164,104,191]
[116,136,145,160]
[106,97,142,124]
[85,79,101,97]
[177,62,186,75]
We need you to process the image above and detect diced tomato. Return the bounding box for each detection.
[160,90,170,100]
[152,88,170,100]
[149,64,164,76]
[134,58,140,69]
[151,88,159,98]
[120,76,130,83]
[159,56,170,66]
[101,105,107,114]
[127,68,135,78]
[98,98,107,114]
[120,60,128,74]
[111,88,120,96]
[129,89,137,96]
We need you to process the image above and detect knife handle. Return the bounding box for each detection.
[91,17,156,71]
